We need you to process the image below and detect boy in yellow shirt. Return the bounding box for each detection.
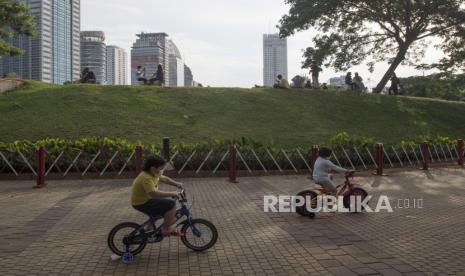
[131,156,184,236]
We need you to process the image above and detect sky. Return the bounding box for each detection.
[81,0,441,88]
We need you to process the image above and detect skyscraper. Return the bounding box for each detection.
[167,39,184,87]
[131,32,170,85]
[106,46,128,85]
[263,34,288,87]
[1,0,81,84]
[184,64,193,87]
[81,31,106,84]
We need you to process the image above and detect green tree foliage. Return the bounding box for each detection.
[401,73,465,101]
[278,0,465,93]
[0,0,35,56]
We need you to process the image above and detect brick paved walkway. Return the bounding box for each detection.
[0,168,464,275]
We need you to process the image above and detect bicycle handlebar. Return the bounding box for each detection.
[178,189,187,202]
[345,171,356,179]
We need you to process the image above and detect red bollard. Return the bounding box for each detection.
[421,142,430,170]
[35,146,46,188]
[135,145,142,175]
[228,144,238,183]
[311,145,319,171]
[375,143,384,176]
[457,139,464,166]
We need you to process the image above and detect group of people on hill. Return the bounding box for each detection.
[273,69,403,95]
[345,72,366,92]
[136,64,164,86]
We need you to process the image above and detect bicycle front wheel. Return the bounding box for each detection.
[181,219,218,251]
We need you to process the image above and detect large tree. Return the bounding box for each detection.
[278,0,465,93]
[0,0,35,56]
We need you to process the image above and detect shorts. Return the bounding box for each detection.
[133,198,176,218]
[314,177,337,193]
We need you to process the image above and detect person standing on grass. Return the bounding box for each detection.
[389,73,400,95]
[310,62,322,88]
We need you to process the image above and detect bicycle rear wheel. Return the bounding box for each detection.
[108,222,147,256]
[296,190,317,218]
[180,219,218,251]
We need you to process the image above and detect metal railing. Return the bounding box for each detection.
[0,139,464,187]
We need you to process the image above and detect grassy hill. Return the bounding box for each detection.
[1,81,465,147]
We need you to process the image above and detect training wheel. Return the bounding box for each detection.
[122,252,134,264]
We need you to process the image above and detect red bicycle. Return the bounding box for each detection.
[296,171,368,218]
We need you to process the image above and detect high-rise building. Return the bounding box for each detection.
[81,31,106,84]
[167,40,184,87]
[106,46,128,85]
[1,0,81,84]
[131,32,170,85]
[184,64,193,87]
[263,34,288,87]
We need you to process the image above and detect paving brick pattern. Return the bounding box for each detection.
[0,168,463,275]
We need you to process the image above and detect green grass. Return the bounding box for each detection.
[1,81,465,147]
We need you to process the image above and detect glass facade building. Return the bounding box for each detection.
[80,31,106,84]
[131,33,170,85]
[184,65,193,87]
[167,40,184,87]
[1,0,81,84]
[106,45,128,85]
[263,34,288,87]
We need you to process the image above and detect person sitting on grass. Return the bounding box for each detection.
[136,66,147,85]
[345,72,353,91]
[149,64,164,86]
[313,147,353,194]
[273,74,290,89]
[131,156,184,236]
[81,67,96,84]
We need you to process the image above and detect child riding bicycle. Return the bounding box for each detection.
[131,155,184,236]
[313,147,353,194]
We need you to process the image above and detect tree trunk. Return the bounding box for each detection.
[374,44,410,93]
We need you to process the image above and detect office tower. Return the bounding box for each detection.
[184,64,193,87]
[80,31,106,84]
[106,46,128,85]
[329,76,346,87]
[167,39,184,87]
[1,0,80,84]
[131,32,170,85]
[263,34,288,87]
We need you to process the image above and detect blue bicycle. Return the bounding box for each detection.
[107,189,218,263]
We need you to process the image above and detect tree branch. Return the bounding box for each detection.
[417,20,465,40]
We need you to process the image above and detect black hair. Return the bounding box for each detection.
[277,74,282,79]
[137,66,142,69]
[143,155,166,172]
[318,147,332,158]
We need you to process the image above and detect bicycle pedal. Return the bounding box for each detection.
[148,233,163,243]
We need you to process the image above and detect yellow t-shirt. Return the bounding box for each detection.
[131,171,160,206]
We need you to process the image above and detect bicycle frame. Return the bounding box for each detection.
[337,175,357,197]
[124,191,201,248]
